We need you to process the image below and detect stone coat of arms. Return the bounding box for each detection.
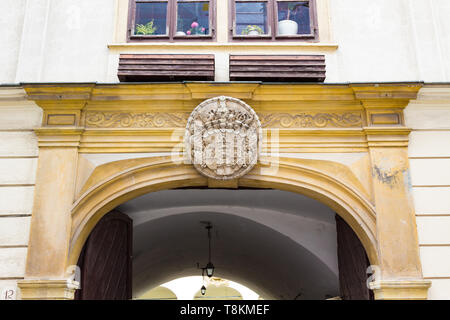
[185,96,262,180]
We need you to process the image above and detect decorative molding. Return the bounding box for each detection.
[47,114,77,126]
[370,113,400,125]
[259,112,363,128]
[34,128,84,148]
[85,111,190,128]
[363,127,411,147]
[84,111,364,129]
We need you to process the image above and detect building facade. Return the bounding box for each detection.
[0,0,449,300]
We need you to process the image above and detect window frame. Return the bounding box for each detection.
[229,0,318,41]
[128,0,216,42]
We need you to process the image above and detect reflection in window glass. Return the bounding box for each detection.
[277,1,310,35]
[235,2,268,36]
[135,2,168,35]
[177,1,210,35]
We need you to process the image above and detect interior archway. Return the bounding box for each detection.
[139,286,178,300]
[194,285,243,300]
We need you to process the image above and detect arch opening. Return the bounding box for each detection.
[138,276,261,300]
[71,157,377,300]
[75,188,375,300]
[69,157,378,271]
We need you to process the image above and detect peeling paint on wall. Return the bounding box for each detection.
[372,156,409,189]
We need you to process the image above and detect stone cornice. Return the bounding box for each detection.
[20,83,422,151]
[23,83,95,102]
[350,83,422,100]
[363,127,412,148]
[34,127,84,148]
[0,87,28,101]
[22,82,423,104]
[0,87,37,107]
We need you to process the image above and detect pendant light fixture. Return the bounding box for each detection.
[205,224,215,277]
[198,222,215,296]
[200,266,207,296]
[200,285,207,296]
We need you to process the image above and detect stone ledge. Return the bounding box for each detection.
[369,279,432,300]
[108,42,339,50]
[17,279,79,300]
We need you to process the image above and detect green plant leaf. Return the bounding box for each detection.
[241,25,263,35]
[135,20,157,35]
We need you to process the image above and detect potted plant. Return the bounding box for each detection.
[135,20,157,35]
[186,21,206,35]
[278,3,301,35]
[241,25,263,36]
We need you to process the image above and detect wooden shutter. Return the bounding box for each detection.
[229,55,326,82]
[75,211,132,300]
[118,54,215,82]
[335,214,374,300]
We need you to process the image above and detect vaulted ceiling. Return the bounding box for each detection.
[117,189,340,300]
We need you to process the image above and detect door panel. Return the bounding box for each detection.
[75,211,132,300]
[335,214,373,300]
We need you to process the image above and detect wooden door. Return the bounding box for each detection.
[335,214,374,300]
[75,211,132,300]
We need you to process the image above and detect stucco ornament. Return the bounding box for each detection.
[185,96,262,180]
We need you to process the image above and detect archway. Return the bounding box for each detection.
[138,276,260,300]
[68,155,378,272]
[139,286,178,300]
[19,83,430,300]
[65,155,379,300]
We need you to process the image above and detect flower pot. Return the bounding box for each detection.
[248,30,260,36]
[175,31,186,36]
[278,20,298,35]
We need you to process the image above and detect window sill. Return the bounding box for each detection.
[129,35,215,41]
[108,42,338,50]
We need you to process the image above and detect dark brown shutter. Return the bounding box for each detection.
[229,55,326,82]
[75,211,132,300]
[335,214,374,300]
[118,54,215,82]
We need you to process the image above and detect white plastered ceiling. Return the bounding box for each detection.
[117,189,341,300]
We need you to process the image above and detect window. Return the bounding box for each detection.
[128,0,215,41]
[230,0,317,40]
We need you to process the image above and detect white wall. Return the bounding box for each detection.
[405,86,450,300]
[329,0,450,82]
[0,0,116,83]
[0,88,41,300]
[0,0,450,83]
[0,0,27,84]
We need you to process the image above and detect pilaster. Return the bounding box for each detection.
[353,84,432,299]
[19,85,88,299]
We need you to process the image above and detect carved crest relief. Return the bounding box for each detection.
[185,96,262,180]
